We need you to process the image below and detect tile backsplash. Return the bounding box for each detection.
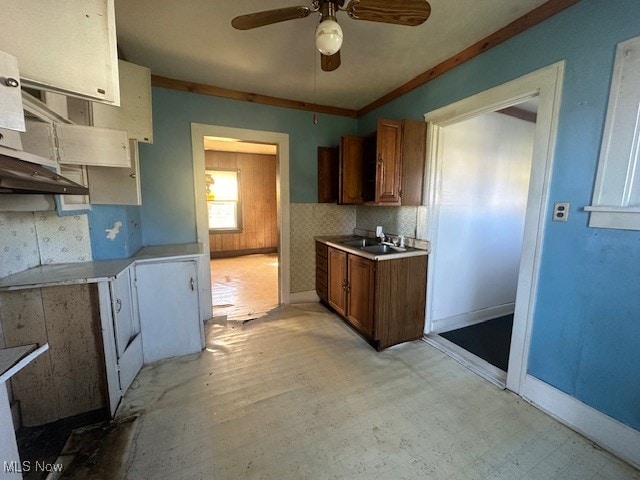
[290,203,356,293]
[35,212,92,264]
[356,206,421,238]
[0,212,40,277]
[0,211,92,278]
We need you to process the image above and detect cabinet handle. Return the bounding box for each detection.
[129,174,136,179]
[5,78,19,88]
[115,299,122,313]
[190,277,195,291]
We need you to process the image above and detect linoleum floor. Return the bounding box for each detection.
[210,253,278,321]
[108,304,640,480]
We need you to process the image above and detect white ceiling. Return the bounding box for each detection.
[114,0,549,111]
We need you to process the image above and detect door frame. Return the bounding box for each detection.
[190,123,290,320]
[423,61,565,394]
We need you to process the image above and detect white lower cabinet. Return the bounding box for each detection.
[136,260,203,364]
[98,266,143,416]
[110,268,143,395]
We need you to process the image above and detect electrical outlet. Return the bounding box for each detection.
[553,202,570,222]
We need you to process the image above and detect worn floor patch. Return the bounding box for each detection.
[57,415,139,479]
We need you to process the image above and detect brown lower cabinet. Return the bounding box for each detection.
[322,245,427,350]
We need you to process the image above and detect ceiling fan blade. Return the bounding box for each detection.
[321,51,341,72]
[345,0,431,26]
[231,6,312,30]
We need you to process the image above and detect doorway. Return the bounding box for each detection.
[428,100,538,385]
[190,124,291,321]
[205,140,279,321]
[423,62,565,394]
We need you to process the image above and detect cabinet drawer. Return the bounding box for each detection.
[315,241,328,258]
[316,268,327,286]
[316,255,328,272]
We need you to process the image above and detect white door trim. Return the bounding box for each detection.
[190,123,290,319]
[423,61,565,395]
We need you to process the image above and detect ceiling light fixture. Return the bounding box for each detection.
[315,18,343,55]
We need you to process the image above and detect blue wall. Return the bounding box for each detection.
[359,0,640,431]
[93,0,640,431]
[137,90,357,246]
[88,205,142,260]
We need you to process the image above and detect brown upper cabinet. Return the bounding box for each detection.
[317,146,338,203]
[400,119,428,206]
[338,135,365,204]
[364,119,402,205]
[325,118,427,206]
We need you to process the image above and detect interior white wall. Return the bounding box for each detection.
[431,111,535,332]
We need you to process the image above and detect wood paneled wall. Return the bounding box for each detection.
[206,151,277,256]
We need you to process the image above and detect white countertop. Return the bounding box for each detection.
[0,243,203,291]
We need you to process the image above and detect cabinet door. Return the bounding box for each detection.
[0,0,120,105]
[318,146,338,203]
[136,260,203,363]
[400,119,427,206]
[0,128,23,151]
[56,165,91,212]
[91,60,153,143]
[347,255,375,337]
[328,248,348,316]
[376,119,402,204]
[110,268,143,394]
[55,123,130,167]
[0,51,25,131]
[339,136,364,204]
[88,139,142,205]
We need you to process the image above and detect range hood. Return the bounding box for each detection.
[0,154,89,195]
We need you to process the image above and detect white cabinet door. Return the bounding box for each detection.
[110,268,143,394]
[92,61,153,143]
[0,0,120,105]
[0,128,22,151]
[0,51,24,131]
[56,165,91,212]
[56,124,130,167]
[136,260,203,364]
[88,140,142,205]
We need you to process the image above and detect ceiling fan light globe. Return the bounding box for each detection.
[315,18,343,55]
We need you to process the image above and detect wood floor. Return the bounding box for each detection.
[210,253,278,321]
[105,304,640,480]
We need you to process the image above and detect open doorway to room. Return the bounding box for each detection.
[422,62,564,393]
[205,139,279,321]
[190,124,291,324]
[429,99,538,382]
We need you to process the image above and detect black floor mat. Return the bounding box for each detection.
[440,314,514,372]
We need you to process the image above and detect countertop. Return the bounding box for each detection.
[315,235,429,261]
[0,243,203,291]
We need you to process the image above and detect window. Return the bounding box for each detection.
[206,169,242,233]
[586,35,640,230]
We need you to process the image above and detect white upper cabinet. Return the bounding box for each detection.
[56,124,130,168]
[0,0,120,106]
[88,139,142,205]
[0,51,25,131]
[21,120,130,168]
[92,61,153,143]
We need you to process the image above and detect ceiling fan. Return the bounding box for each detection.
[231,0,431,72]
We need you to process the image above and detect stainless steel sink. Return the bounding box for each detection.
[340,237,378,248]
[361,244,395,254]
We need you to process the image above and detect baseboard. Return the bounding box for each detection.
[210,247,277,259]
[431,303,515,333]
[423,334,507,389]
[289,290,319,304]
[523,374,640,469]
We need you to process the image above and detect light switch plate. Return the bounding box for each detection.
[553,202,570,222]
